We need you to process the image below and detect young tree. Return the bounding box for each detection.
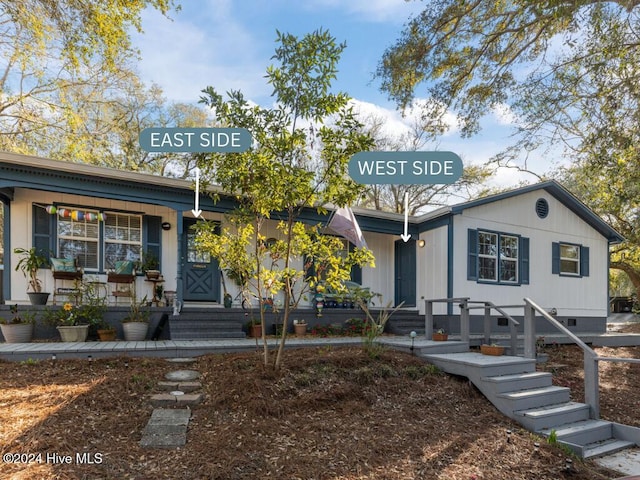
[195,29,375,370]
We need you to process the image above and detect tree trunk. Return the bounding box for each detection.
[610,261,640,300]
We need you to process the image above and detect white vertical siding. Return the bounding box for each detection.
[418,226,449,314]
[452,190,609,317]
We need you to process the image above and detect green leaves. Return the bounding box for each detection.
[196,30,376,368]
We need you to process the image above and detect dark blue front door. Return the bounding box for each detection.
[182,218,220,302]
[394,238,416,307]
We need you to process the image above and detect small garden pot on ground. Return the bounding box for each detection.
[122,322,148,341]
[480,344,505,356]
[0,323,34,343]
[57,325,89,342]
[432,332,448,341]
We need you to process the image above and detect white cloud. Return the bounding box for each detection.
[133,5,269,104]
[305,0,422,22]
[491,103,517,126]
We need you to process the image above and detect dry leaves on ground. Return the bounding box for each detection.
[0,343,633,479]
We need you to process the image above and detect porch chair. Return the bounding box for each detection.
[107,260,136,305]
[51,257,83,305]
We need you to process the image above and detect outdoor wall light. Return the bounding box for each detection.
[162,222,172,230]
[418,239,426,248]
[410,330,417,354]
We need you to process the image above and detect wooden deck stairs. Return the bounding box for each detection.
[417,346,640,459]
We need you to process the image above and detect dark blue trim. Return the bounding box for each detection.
[418,213,452,233]
[447,217,454,316]
[3,201,10,302]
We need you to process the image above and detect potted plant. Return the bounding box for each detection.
[121,296,150,341]
[481,343,505,356]
[14,247,50,305]
[293,318,307,336]
[246,317,262,338]
[47,303,90,342]
[96,319,117,341]
[140,250,161,280]
[432,328,448,341]
[0,304,35,343]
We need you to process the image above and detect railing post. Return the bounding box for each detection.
[483,303,491,345]
[584,353,600,419]
[425,300,433,340]
[460,299,470,344]
[523,301,536,359]
[509,321,518,357]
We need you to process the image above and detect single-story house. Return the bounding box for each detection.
[0,151,623,333]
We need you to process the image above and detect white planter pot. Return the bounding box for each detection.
[1,323,34,343]
[122,322,148,341]
[57,325,89,342]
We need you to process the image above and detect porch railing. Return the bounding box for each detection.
[424,298,520,354]
[523,297,640,419]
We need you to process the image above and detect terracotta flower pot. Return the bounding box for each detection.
[98,329,117,341]
[294,323,307,336]
[432,332,448,341]
[481,344,505,356]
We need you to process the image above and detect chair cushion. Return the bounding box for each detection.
[51,258,76,272]
[114,260,134,275]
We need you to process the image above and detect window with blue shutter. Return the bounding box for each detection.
[32,204,52,266]
[520,237,530,284]
[467,229,478,281]
[467,228,528,285]
[143,215,162,270]
[552,241,589,277]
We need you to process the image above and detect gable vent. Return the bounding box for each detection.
[535,198,549,219]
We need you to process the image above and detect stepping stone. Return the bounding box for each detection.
[150,392,204,407]
[148,408,191,425]
[165,370,200,381]
[140,408,191,448]
[166,357,198,365]
[157,380,202,392]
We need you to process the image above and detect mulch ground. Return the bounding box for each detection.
[1,331,638,479]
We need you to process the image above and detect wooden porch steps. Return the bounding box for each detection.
[169,313,246,340]
[422,351,640,459]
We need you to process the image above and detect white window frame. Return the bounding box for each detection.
[499,234,519,284]
[57,208,100,271]
[103,212,143,270]
[559,243,580,276]
[478,231,498,281]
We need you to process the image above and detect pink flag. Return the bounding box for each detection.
[328,206,368,249]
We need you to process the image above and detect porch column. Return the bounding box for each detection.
[1,197,10,303]
[176,210,183,305]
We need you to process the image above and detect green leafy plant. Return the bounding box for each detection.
[14,247,48,292]
[122,296,150,323]
[0,304,35,325]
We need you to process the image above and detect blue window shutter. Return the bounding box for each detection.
[143,216,162,269]
[552,242,560,275]
[580,246,589,277]
[520,237,530,284]
[33,205,52,266]
[467,229,478,281]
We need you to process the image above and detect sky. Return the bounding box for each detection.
[131,0,545,188]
